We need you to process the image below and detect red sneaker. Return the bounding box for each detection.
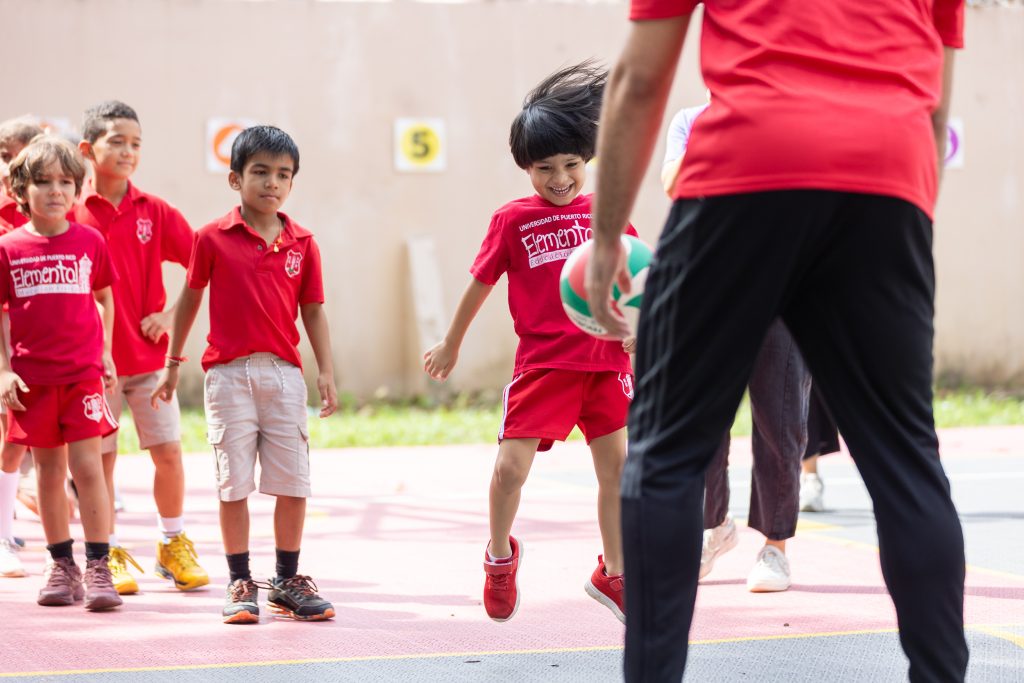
[585,555,624,623]
[483,536,522,622]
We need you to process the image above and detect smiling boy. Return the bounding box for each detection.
[72,101,207,596]
[424,62,636,624]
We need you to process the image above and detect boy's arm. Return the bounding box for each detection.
[0,317,27,411]
[423,277,494,381]
[93,285,117,391]
[300,302,338,418]
[140,304,175,343]
[932,46,956,186]
[150,284,204,407]
[142,205,196,342]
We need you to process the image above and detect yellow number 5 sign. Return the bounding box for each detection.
[394,119,446,172]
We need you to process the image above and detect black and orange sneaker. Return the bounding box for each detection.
[267,575,335,621]
[223,578,261,624]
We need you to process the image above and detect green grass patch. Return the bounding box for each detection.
[115,388,1024,454]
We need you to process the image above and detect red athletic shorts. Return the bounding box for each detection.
[499,369,633,452]
[6,379,119,448]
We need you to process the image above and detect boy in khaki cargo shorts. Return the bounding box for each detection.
[152,125,338,624]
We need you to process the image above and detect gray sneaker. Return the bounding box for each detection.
[37,557,84,606]
[84,557,123,611]
[223,578,261,624]
[267,575,335,621]
[746,545,792,593]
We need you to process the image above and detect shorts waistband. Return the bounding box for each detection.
[221,353,296,368]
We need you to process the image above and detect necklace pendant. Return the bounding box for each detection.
[273,244,279,253]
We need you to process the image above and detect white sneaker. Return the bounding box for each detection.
[747,545,791,592]
[799,473,825,512]
[0,538,26,577]
[699,516,738,580]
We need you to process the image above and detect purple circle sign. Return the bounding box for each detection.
[946,124,959,164]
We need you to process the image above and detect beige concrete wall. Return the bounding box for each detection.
[0,1,1020,401]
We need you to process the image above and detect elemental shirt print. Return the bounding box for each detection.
[0,223,116,385]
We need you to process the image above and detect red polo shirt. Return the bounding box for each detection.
[73,181,193,376]
[187,208,325,371]
[0,194,27,233]
[630,0,965,218]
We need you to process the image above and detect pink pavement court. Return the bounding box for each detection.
[1,426,1022,681]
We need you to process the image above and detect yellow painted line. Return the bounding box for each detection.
[6,624,1022,678]
[971,626,1024,649]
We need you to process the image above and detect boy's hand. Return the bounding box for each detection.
[623,336,637,354]
[423,340,458,381]
[150,366,179,408]
[317,372,338,418]
[140,310,174,343]
[0,370,29,411]
[102,353,118,392]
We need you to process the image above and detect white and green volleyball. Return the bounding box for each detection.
[559,235,653,340]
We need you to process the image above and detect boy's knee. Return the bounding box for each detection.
[493,458,529,491]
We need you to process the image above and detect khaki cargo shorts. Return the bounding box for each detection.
[101,370,182,453]
[204,353,311,502]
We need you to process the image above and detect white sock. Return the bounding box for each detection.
[486,549,513,563]
[0,470,18,542]
[159,516,184,541]
[109,534,119,548]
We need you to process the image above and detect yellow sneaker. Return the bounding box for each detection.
[108,546,142,595]
[155,532,209,591]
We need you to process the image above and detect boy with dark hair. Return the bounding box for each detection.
[0,136,121,610]
[152,125,338,624]
[0,118,42,231]
[424,62,635,624]
[73,100,208,595]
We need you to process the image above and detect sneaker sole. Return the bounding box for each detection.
[223,609,260,624]
[155,564,210,591]
[747,580,791,593]
[799,500,825,513]
[487,540,523,623]
[85,595,123,611]
[37,594,81,606]
[584,580,625,624]
[113,579,139,595]
[267,603,336,621]
[1,568,27,578]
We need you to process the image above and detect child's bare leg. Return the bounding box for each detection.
[273,495,306,552]
[67,438,110,543]
[589,428,627,575]
[149,442,185,519]
[220,499,250,554]
[101,450,117,535]
[802,454,819,475]
[488,438,539,558]
[1,441,25,474]
[35,447,73,544]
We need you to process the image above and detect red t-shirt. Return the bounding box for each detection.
[73,181,193,376]
[0,223,117,384]
[630,0,966,218]
[471,193,635,376]
[187,208,325,371]
[0,194,27,233]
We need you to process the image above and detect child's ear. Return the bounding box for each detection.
[227,170,242,191]
[78,140,94,160]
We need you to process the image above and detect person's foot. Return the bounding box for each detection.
[84,557,123,610]
[155,533,209,591]
[267,575,335,621]
[584,554,624,624]
[483,536,522,622]
[108,546,142,595]
[746,545,791,593]
[799,472,825,512]
[37,557,84,605]
[699,516,738,580]
[0,538,26,577]
[223,578,261,624]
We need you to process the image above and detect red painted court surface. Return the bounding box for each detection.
[1,427,1022,681]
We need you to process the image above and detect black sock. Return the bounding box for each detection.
[47,539,74,562]
[84,542,110,562]
[275,549,300,580]
[226,552,251,582]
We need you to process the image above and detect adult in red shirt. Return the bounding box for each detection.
[586,1,966,681]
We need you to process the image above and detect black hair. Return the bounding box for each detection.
[81,100,140,143]
[509,60,607,169]
[230,125,300,176]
